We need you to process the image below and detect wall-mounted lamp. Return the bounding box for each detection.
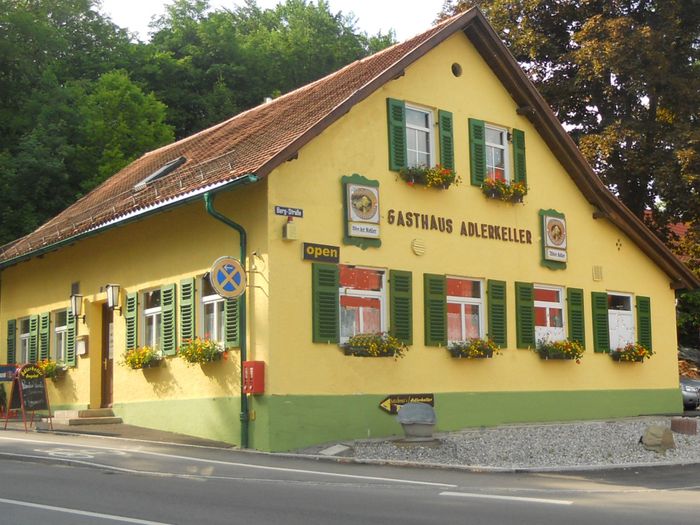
[70,293,86,324]
[106,284,122,315]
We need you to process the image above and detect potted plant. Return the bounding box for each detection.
[447,338,500,358]
[342,332,409,359]
[37,359,68,380]
[536,339,585,363]
[398,164,460,189]
[481,178,527,202]
[178,337,225,364]
[610,342,653,362]
[122,346,163,369]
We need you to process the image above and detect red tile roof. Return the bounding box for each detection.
[1,9,697,289]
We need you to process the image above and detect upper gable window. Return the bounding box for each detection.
[405,105,434,168]
[469,118,526,188]
[386,98,454,172]
[485,125,510,182]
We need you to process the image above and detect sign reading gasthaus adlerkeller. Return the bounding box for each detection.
[387,209,533,245]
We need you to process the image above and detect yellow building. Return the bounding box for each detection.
[1,10,698,451]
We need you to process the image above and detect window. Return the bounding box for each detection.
[405,105,434,168]
[607,292,634,350]
[534,286,565,343]
[424,275,505,347]
[142,290,162,349]
[339,266,386,343]
[201,275,226,345]
[54,310,68,363]
[386,98,454,172]
[485,125,509,181]
[446,277,484,342]
[18,318,30,363]
[469,119,526,187]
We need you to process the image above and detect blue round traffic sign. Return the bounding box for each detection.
[209,256,247,299]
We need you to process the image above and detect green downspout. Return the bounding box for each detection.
[203,175,257,448]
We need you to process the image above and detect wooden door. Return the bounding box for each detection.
[101,303,114,408]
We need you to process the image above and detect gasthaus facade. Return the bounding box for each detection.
[1,10,698,451]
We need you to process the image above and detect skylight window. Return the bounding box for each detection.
[134,156,186,191]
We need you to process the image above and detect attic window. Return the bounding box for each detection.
[134,156,186,191]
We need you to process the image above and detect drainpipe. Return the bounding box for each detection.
[203,174,257,448]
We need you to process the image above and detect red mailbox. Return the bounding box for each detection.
[242,361,264,395]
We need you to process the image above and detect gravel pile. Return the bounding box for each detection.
[349,417,700,470]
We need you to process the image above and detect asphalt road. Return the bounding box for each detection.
[1,431,699,524]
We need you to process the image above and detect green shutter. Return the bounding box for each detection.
[566,288,585,347]
[636,296,652,350]
[515,282,534,349]
[28,315,39,363]
[387,98,407,171]
[179,277,195,344]
[488,280,507,347]
[39,312,50,361]
[469,118,486,186]
[312,263,339,343]
[7,319,16,364]
[438,109,454,171]
[160,284,176,356]
[66,308,76,366]
[390,270,412,345]
[512,128,526,185]
[125,292,138,351]
[591,292,609,353]
[424,274,446,346]
[225,297,241,349]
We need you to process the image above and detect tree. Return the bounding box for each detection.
[142,0,395,137]
[79,71,174,192]
[438,1,700,238]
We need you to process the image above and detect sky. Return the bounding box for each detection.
[99,0,448,42]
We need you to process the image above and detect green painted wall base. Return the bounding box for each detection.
[109,389,682,452]
[113,397,242,445]
[257,388,682,451]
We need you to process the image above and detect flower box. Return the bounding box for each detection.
[341,333,409,359]
[398,165,460,189]
[481,178,527,203]
[178,337,225,365]
[447,338,499,359]
[535,339,584,362]
[610,343,653,362]
[37,359,68,380]
[448,347,493,359]
[122,347,163,370]
[343,346,395,358]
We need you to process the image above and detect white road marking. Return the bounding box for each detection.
[0,436,456,488]
[440,491,574,506]
[0,497,172,524]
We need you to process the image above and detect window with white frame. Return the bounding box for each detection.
[608,292,634,350]
[405,105,434,168]
[54,310,68,363]
[201,274,225,344]
[446,277,484,342]
[18,317,30,363]
[534,286,565,343]
[142,289,162,349]
[485,124,509,181]
[339,265,386,343]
